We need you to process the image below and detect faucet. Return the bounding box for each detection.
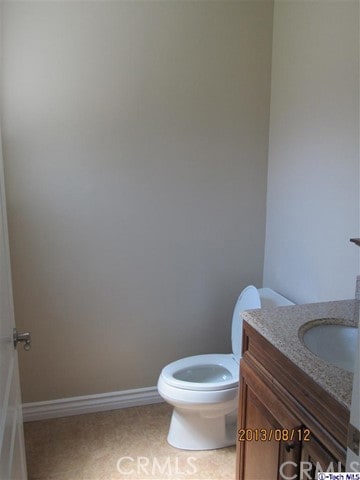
[350,238,360,246]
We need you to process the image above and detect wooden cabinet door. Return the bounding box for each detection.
[300,436,342,480]
[237,361,302,480]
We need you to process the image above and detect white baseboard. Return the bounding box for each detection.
[22,386,163,422]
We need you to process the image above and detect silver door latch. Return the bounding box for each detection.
[13,328,31,351]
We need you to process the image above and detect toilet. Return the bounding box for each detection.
[157,285,294,450]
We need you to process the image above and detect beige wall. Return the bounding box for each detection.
[263,0,360,304]
[1,1,273,402]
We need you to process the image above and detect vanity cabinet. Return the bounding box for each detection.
[236,321,349,480]
[300,436,340,479]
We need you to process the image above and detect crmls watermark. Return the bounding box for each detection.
[116,455,198,476]
[279,461,360,480]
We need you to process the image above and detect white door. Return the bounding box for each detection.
[0,128,27,479]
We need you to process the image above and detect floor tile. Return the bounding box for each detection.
[24,403,236,480]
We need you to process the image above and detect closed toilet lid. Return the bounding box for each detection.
[160,354,239,391]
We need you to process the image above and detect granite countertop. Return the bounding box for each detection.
[242,299,359,409]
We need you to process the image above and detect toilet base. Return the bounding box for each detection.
[167,408,237,450]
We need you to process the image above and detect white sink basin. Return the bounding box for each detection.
[301,322,358,372]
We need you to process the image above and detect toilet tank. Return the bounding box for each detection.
[258,287,295,308]
[231,286,295,362]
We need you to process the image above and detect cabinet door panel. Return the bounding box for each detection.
[242,386,282,479]
[300,436,342,480]
[238,371,301,480]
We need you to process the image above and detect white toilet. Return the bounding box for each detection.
[157,286,294,450]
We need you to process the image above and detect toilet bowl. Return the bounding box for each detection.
[157,286,294,450]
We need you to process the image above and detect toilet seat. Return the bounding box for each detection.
[160,354,238,391]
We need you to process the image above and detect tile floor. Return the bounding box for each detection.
[24,403,236,480]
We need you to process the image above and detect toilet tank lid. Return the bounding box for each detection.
[258,287,295,307]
